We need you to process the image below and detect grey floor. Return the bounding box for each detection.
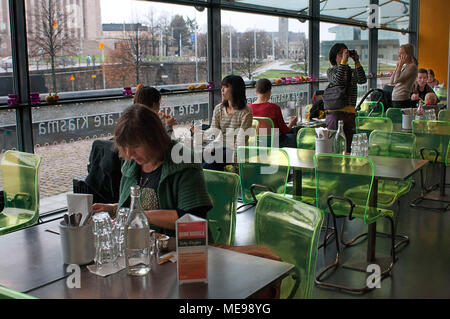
[234,168,450,299]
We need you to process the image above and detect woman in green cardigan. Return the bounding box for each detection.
[92,104,212,235]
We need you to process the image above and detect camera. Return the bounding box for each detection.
[348,49,357,58]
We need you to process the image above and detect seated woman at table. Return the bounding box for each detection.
[427,69,439,88]
[324,43,367,152]
[134,85,177,134]
[249,78,297,148]
[193,75,253,171]
[92,104,212,235]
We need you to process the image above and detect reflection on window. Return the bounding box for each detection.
[320,23,369,79]
[24,0,207,94]
[221,11,309,81]
[232,0,309,14]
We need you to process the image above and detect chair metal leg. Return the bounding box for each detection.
[315,213,397,294]
[318,214,336,250]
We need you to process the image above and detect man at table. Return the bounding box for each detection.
[249,78,298,148]
[411,68,439,107]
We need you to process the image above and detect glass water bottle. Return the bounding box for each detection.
[334,120,347,154]
[125,185,151,276]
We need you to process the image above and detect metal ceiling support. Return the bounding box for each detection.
[308,0,320,99]
[409,0,419,57]
[9,0,34,153]
[368,0,379,89]
[207,0,222,123]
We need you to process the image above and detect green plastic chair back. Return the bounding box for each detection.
[296,127,316,150]
[386,107,403,131]
[203,169,240,245]
[237,146,290,204]
[252,117,275,147]
[438,109,450,121]
[0,286,37,299]
[368,130,416,159]
[434,87,447,101]
[0,151,41,236]
[254,192,323,299]
[355,116,393,138]
[248,119,260,147]
[314,153,383,224]
[412,120,450,163]
[358,101,384,117]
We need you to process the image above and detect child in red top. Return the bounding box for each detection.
[249,78,297,147]
[424,92,439,117]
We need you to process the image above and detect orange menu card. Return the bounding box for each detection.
[176,214,208,285]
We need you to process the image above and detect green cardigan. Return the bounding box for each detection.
[117,141,212,230]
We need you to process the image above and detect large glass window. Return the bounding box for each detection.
[229,0,309,14]
[320,22,369,99]
[24,0,207,94]
[221,10,309,81]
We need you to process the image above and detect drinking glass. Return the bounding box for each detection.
[114,208,131,257]
[93,212,118,269]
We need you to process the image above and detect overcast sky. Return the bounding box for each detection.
[100,0,336,40]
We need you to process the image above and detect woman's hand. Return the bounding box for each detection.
[165,114,178,127]
[397,54,407,68]
[288,115,298,128]
[342,49,350,62]
[352,51,360,63]
[92,203,116,214]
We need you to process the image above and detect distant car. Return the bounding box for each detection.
[1,57,13,70]
[55,57,76,66]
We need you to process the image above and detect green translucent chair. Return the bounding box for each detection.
[248,119,260,147]
[252,117,275,147]
[203,169,240,245]
[438,109,450,121]
[344,131,415,250]
[357,101,384,117]
[314,153,396,293]
[236,146,290,206]
[0,151,42,236]
[0,286,37,299]
[255,192,323,299]
[386,108,403,131]
[434,87,447,102]
[411,120,450,210]
[355,116,393,138]
[285,127,337,205]
[346,131,415,207]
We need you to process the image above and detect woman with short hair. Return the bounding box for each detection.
[93,104,212,235]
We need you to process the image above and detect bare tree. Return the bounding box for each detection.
[28,0,76,92]
[238,31,257,80]
[115,23,150,86]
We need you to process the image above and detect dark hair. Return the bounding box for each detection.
[255,78,272,94]
[418,68,428,74]
[329,43,348,66]
[221,75,247,110]
[427,69,435,77]
[133,86,161,112]
[114,104,170,161]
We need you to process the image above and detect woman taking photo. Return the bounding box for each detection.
[323,43,367,151]
[93,104,212,235]
[389,43,418,108]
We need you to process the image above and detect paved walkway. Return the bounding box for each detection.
[0,137,109,199]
